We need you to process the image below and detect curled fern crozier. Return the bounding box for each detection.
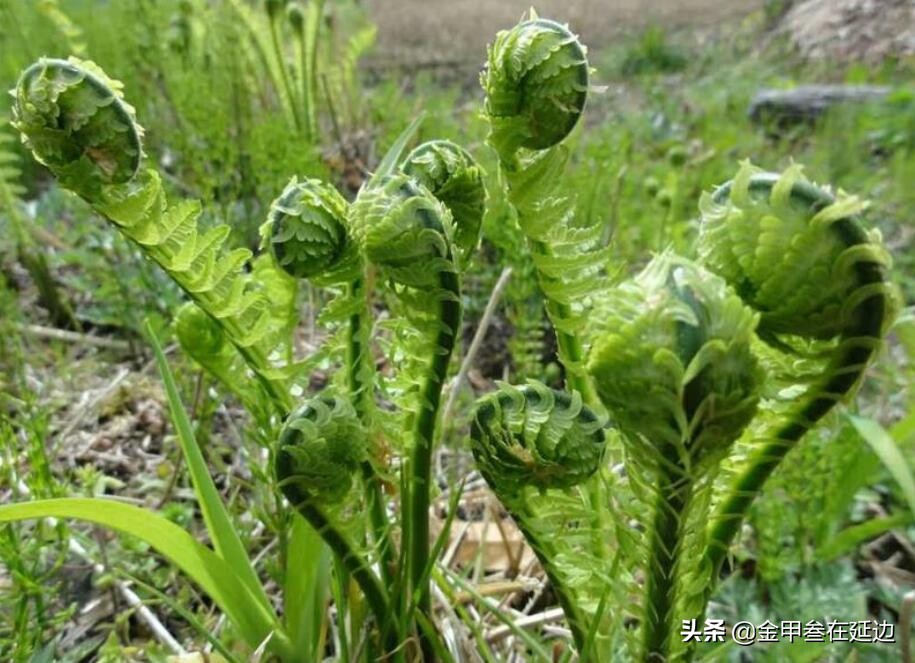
[470,380,608,653]
[470,381,606,496]
[587,253,762,470]
[174,301,227,360]
[275,395,366,506]
[482,16,589,156]
[261,176,356,282]
[697,162,896,626]
[401,139,485,265]
[12,57,143,195]
[697,162,892,340]
[348,173,455,288]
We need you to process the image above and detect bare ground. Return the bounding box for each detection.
[364,0,764,63]
[782,0,915,63]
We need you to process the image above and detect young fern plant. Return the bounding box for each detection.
[481,10,607,406]
[348,157,483,644]
[696,162,896,606]
[11,57,298,412]
[4,15,898,663]
[469,381,608,653]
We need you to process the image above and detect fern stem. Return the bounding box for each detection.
[346,277,393,584]
[703,212,889,587]
[407,268,461,647]
[268,12,303,131]
[643,463,692,662]
[513,499,589,653]
[293,30,312,143]
[497,150,598,409]
[303,0,323,139]
[295,501,395,651]
[530,238,598,407]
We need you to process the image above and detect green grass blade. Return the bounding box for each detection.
[147,321,273,613]
[817,513,914,561]
[415,609,456,663]
[284,514,331,657]
[0,498,287,656]
[850,414,915,515]
[366,113,425,189]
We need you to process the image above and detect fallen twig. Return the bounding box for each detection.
[485,607,565,644]
[902,590,915,663]
[15,322,132,351]
[442,267,512,425]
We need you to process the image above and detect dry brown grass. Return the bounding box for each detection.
[364,0,763,63]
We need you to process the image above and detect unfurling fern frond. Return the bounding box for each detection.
[696,162,897,603]
[274,394,393,644]
[587,253,762,473]
[401,139,485,267]
[13,58,143,196]
[481,14,589,155]
[586,253,762,662]
[698,161,892,340]
[481,15,605,406]
[350,172,464,629]
[470,381,608,653]
[260,176,358,283]
[350,173,455,289]
[12,57,295,410]
[275,395,366,506]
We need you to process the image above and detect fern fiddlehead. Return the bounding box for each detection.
[13,58,142,194]
[401,139,486,269]
[12,57,295,410]
[481,13,604,406]
[586,253,762,661]
[262,176,357,282]
[261,175,395,587]
[482,16,588,157]
[470,381,607,652]
[274,395,393,643]
[350,173,466,639]
[696,163,895,591]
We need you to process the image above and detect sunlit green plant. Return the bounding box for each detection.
[2,54,482,661]
[1,10,899,663]
[471,10,897,663]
